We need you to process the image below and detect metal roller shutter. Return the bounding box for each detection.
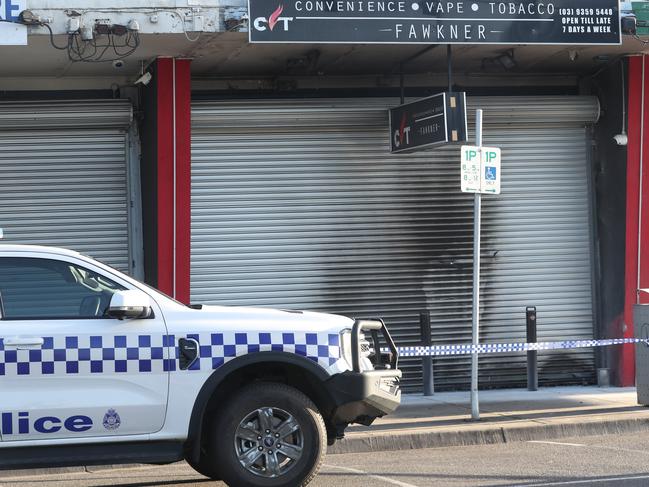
[0,100,133,129]
[191,96,598,391]
[0,100,133,271]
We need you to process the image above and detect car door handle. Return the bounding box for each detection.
[4,337,45,348]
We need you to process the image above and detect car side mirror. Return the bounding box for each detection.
[107,290,153,320]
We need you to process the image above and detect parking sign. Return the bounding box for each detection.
[461,146,501,195]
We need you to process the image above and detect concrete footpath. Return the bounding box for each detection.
[329,386,649,454]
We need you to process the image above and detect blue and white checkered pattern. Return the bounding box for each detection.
[0,332,341,376]
[0,335,167,377]
[391,337,649,358]
[169,332,341,371]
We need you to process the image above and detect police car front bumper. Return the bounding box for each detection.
[325,369,401,426]
[325,318,401,427]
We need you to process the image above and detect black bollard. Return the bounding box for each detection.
[526,306,538,391]
[420,311,434,396]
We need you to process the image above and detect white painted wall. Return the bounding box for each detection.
[23,1,227,34]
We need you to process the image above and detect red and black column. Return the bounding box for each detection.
[140,57,192,304]
[621,55,649,385]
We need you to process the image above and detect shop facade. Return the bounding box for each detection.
[1,1,648,391]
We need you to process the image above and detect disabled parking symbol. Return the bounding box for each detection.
[485,166,497,181]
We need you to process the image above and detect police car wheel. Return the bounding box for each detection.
[212,382,326,487]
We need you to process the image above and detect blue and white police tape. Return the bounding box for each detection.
[389,337,649,358]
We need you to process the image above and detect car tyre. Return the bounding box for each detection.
[211,382,326,487]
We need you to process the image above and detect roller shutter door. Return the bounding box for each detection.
[0,100,133,271]
[191,97,598,391]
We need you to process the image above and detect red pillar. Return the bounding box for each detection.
[623,55,649,385]
[155,57,192,304]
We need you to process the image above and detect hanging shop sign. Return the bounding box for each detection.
[0,0,27,45]
[389,92,467,153]
[248,0,621,45]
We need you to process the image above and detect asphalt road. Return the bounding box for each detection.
[3,432,649,487]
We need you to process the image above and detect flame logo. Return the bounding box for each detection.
[399,113,407,142]
[268,5,284,31]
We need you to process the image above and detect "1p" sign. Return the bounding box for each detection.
[461,145,501,195]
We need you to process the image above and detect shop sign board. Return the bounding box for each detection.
[0,0,27,45]
[461,145,501,194]
[389,92,467,153]
[248,0,621,45]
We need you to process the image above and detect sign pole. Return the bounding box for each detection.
[460,116,500,421]
[471,109,483,421]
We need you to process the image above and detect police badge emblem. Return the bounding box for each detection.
[103,409,121,430]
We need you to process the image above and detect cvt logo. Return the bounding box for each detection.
[393,113,412,148]
[253,4,294,32]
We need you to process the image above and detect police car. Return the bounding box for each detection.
[0,245,401,486]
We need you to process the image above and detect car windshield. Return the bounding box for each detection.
[81,253,190,308]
